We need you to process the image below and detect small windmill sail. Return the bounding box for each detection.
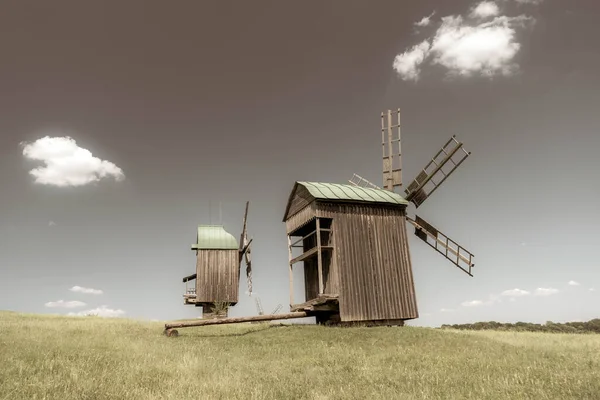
[239,201,253,294]
[271,304,283,315]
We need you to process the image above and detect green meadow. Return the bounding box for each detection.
[1,311,599,400]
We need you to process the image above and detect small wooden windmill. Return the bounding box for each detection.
[283,108,475,326]
[181,201,253,319]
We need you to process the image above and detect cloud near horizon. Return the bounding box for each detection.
[70,285,103,295]
[21,136,125,187]
[68,305,125,318]
[460,285,563,310]
[393,0,541,81]
[501,288,530,297]
[44,300,86,309]
[534,287,559,296]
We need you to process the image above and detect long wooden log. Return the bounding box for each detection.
[164,311,308,329]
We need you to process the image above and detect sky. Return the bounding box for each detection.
[1,0,599,327]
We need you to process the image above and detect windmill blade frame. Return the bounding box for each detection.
[348,173,381,190]
[239,201,253,295]
[404,135,471,208]
[271,304,283,315]
[407,215,475,276]
[255,297,264,315]
[382,109,403,191]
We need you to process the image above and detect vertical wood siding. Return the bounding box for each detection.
[286,185,313,220]
[317,202,418,322]
[285,202,316,234]
[195,249,239,304]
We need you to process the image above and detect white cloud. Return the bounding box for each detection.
[501,288,530,297]
[21,136,125,187]
[470,1,500,19]
[392,40,432,81]
[415,11,435,27]
[461,300,484,307]
[534,287,559,296]
[70,285,103,295]
[68,305,125,318]
[394,0,539,81]
[45,300,87,309]
[461,293,501,307]
[48,221,56,227]
[429,15,530,78]
[568,280,580,286]
[440,308,455,313]
[590,288,596,292]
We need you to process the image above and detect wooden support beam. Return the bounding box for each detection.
[288,235,294,307]
[316,217,324,295]
[164,312,309,330]
[289,246,333,265]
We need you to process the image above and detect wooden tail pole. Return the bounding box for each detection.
[164,311,308,331]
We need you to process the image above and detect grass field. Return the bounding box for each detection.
[1,311,599,400]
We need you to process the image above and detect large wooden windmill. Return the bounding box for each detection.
[283,108,474,326]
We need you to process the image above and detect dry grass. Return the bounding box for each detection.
[1,311,599,399]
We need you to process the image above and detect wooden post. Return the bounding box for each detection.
[316,218,324,295]
[288,234,294,307]
[165,311,309,330]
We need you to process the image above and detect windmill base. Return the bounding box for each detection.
[200,303,230,319]
[291,295,407,327]
[314,312,405,327]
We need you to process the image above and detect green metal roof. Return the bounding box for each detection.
[283,181,408,221]
[298,181,408,205]
[191,225,239,250]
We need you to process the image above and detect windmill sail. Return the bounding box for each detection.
[271,304,283,315]
[407,216,475,276]
[404,135,470,208]
[382,109,402,191]
[239,201,253,294]
[255,297,264,315]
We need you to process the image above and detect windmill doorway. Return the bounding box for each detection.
[288,217,338,308]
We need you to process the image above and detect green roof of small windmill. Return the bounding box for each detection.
[298,181,408,205]
[191,225,239,250]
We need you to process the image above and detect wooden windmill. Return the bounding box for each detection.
[283,108,474,326]
[181,201,253,319]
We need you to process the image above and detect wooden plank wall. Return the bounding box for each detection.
[286,185,313,220]
[317,203,419,322]
[285,202,316,234]
[195,249,239,304]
